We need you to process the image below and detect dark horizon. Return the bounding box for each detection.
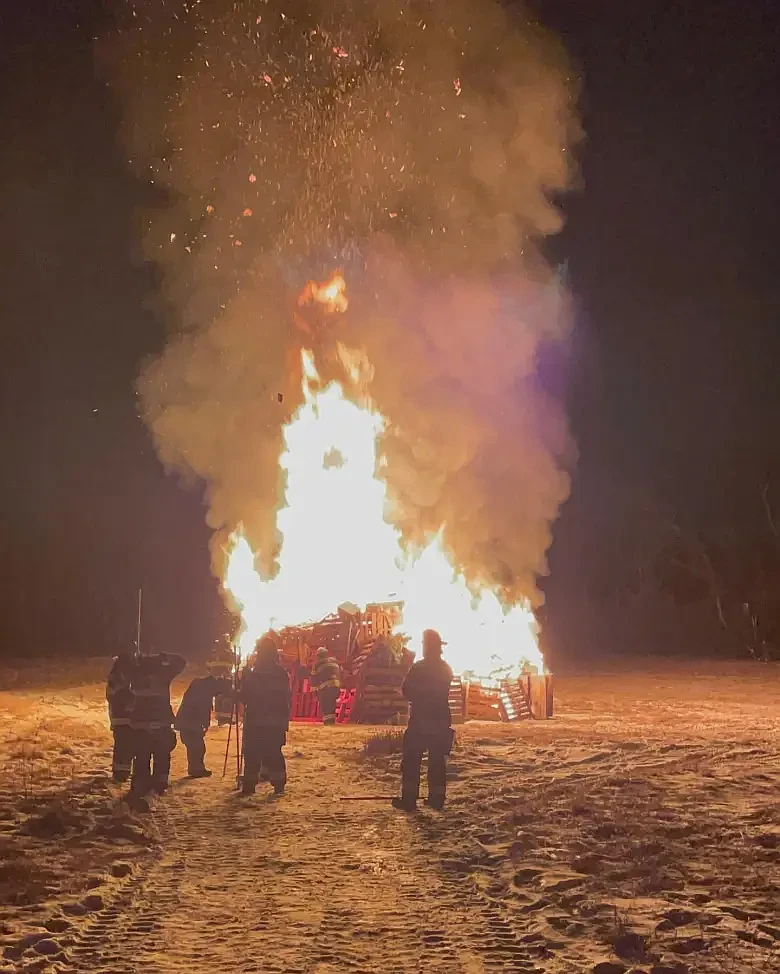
[1,0,779,663]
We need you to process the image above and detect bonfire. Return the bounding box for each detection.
[221,273,551,723]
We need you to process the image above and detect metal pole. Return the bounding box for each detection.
[223,653,242,782]
[136,588,143,655]
[222,699,234,778]
[234,656,242,787]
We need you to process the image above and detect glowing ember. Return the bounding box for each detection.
[223,275,543,676]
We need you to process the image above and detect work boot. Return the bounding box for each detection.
[242,770,259,795]
[188,769,212,779]
[391,797,417,812]
[127,792,150,814]
[425,797,445,811]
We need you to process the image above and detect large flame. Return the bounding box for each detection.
[223,274,543,675]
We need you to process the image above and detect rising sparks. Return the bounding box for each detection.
[122,3,578,672]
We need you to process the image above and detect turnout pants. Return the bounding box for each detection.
[242,726,287,793]
[111,724,135,783]
[318,686,340,725]
[401,725,454,809]
[131,726,177,795]
[179,727,207,775]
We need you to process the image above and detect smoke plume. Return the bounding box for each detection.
[102,0,581,605]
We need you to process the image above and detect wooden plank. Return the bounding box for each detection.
[449,677,465,724]
[528,673,553,719]
[499,677,533,721]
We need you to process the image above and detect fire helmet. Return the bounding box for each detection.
[255,635,279,662]
[422,629,446,657]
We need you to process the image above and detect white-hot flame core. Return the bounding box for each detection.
[223,348,543,676]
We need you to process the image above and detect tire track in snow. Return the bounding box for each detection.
[59,741,545,974]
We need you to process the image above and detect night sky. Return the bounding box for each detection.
[1,1,778,661]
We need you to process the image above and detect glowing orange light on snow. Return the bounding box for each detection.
[222,274,543,677]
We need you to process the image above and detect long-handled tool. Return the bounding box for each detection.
[135,588,143,655]
[221,697,235,779]
[222,655,242,783]
[339,795,397,801]
[235,674,242,787]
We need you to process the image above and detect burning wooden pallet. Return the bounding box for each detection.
[347,663,408,724]
[268,601,412,725]
[450,673,553,723]
[242,599,554,725]
[498,679,533,721]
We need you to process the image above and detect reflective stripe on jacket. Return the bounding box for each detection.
[107,657,135,724]
[128,653,186,730]
[311,658,341,691]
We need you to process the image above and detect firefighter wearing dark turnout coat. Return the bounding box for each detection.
[129,650,186,796]
[310,646,342,725]
[393,629,454,812]
[175,674,233,777]
[240,636,291,796]
[106,653,135,783]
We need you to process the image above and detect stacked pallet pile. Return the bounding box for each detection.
[349,648,411,724]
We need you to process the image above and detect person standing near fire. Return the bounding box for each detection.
[128,646,186,799]
[106,651,135,783]
[392,629,454,812]
[310,646,342,725]
[174,668,234,777]
[240,635,291,797]
[210,636,237,726]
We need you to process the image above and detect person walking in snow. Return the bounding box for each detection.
[240,635,291,797]
[128,647,186,799]
[392,629,454,812]
[309,646,342,725]
[106,651,136,783]
[174,670,234,777]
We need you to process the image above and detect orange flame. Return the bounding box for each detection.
[223,275,543,676]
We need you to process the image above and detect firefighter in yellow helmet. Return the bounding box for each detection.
[309,646,342,725]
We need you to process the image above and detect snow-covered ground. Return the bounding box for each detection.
[1,659,778,973]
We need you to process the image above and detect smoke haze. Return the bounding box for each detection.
[102,0,581,605]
